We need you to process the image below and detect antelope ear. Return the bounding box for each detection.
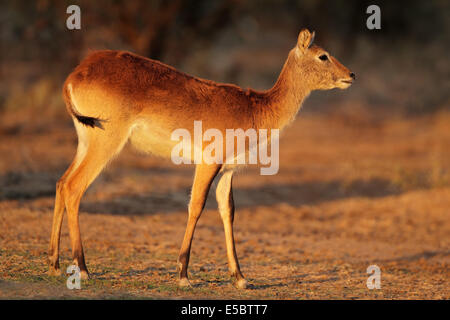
[297,29,315,51]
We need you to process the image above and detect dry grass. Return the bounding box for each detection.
[0,107,449,299]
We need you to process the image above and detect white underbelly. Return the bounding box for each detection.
[129,122,178,159]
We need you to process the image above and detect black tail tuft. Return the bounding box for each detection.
[74,114,106,129]
[64,84,106,130]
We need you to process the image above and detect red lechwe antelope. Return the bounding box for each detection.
[48,29,354,288]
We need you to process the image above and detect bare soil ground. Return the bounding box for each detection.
[0,108,449,299]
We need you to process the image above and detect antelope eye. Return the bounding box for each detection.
[319,54,328,61]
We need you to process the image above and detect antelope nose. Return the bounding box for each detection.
[350,72,356,80]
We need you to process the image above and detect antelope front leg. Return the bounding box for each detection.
[177,164,221,287]
[216,170,247,289]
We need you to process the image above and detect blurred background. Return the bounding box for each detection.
[1,0,449,127]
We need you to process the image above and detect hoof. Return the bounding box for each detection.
[80,270,90,280]
[178,278,192,287]
[235,278,248,289]
[48,267,61,276]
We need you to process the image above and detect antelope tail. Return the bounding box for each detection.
[64,83,105,130]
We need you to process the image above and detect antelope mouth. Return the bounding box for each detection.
[336,78,353,89]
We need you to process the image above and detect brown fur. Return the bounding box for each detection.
[48,29,354,288]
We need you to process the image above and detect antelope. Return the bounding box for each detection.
[47,29,354,289]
